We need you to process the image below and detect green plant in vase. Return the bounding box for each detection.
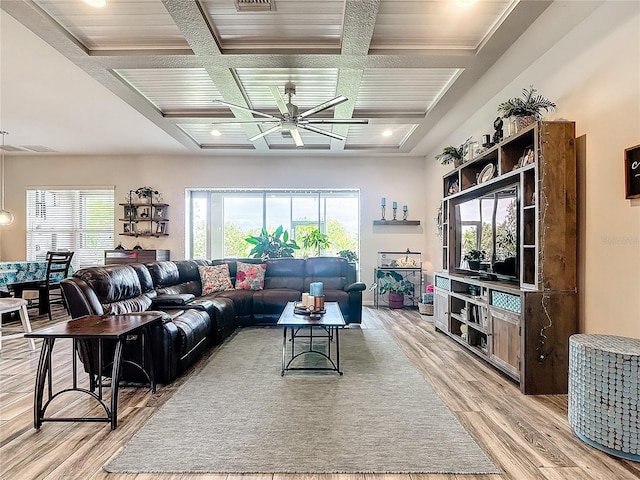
[376,270,415,309]
[245,225,300,260]
[497,85,557,131]
[135,186,158,204]
[435,137,473,167]
[463,249,487,271]
[337,249,358,263]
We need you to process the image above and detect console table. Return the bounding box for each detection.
[569,334,640,461]
[26,313,163,430]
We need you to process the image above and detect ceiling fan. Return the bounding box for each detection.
[211,83,368,147]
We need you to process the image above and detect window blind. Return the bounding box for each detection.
[26,189,115,268]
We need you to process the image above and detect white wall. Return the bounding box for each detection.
[2,154,427,304]
[424,2,640,337]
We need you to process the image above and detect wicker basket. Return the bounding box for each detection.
[418,303,434,315]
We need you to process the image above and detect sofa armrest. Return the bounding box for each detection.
[345,282,366,293]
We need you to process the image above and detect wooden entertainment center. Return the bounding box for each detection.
[434,121,577,395]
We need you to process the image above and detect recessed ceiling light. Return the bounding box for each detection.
[455,0,477,7]
[83,0,106,7]
[210,129,222,137]
[382,130,393,137]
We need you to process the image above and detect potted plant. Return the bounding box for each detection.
[464,249,486,271]
[337,249,358,263]
[435,137,472,167]
[135,186,158,204]
[376,270,415,309]
[245,225,300,260]
[497,85,557,131]
[301,229,330,257]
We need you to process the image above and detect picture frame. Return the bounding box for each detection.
[123,223,131,234]
[624,144,640,199]
[519,145,535,167]
[154,206,164,219]
[124,205,136,220]
[447,178,459,195]
[156,222,166,235]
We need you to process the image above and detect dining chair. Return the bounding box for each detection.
[12,251,74,321]
[0,297,36,351]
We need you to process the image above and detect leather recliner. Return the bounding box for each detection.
[60,263,212,384]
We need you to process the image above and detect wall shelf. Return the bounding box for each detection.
[373,220,420,226]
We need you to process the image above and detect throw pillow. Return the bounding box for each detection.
[235,261,267,291]
[199,264,233,294]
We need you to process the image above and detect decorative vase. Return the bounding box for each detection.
[388,293,405,309]
[468,260,481,271]
[515,116,536,132]
[454,158,464,168]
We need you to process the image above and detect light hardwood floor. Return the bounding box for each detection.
[1,306,639,480]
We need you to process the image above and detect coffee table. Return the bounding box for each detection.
[277,301,345,375]
[26,313,163,430]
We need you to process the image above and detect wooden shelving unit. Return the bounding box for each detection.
[119,201,169,238]
[434,121,578,395]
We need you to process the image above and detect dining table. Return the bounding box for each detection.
[0,261,74,314]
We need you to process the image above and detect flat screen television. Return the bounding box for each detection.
[453,183,519,281]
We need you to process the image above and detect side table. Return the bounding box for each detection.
[26,313,163,430]
[568,334,640,461]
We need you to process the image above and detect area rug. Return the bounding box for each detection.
[105,327,500,474]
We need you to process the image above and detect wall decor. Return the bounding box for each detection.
[624,144,640,199]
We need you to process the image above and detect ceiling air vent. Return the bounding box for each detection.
[235,0,275,12]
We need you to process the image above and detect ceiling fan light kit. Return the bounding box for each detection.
[83,0,107,8]
[213,83,367,147]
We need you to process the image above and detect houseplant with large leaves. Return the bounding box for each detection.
[376,269,415,309]
[245,225,300,260]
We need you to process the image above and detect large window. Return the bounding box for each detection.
[26,189,115,268]
[186,189,359,259]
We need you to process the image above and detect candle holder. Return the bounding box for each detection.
[403,209,408,221]
[381,205,386,220]
[392,207,397,221]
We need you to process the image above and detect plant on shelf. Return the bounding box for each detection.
[497,85,557,130]
[337,249,358,263]
[435,137,472,167]
[301,229,330,257]
[245,225,300,260]
[134,186,158,203]
[463,249,486,270]
[376,269,415,309]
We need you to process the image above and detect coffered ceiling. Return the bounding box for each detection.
[0,0,554,155]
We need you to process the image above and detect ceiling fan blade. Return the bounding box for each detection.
[249,124,282,142]
[290,128,304,147]
[269,86,289,116]
[214,99,279,120]
[208,119,280,124]
[302,118,369,124]
[297,96,348,119]
[297,124,346,141]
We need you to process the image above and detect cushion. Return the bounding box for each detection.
[235,261,267,291]
[199,265,233,294]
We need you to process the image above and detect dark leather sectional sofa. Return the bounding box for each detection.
[60,256,365,384]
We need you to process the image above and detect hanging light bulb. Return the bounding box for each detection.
[0,131,14,226]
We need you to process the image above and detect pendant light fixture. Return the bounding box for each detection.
[0,131,15,226]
